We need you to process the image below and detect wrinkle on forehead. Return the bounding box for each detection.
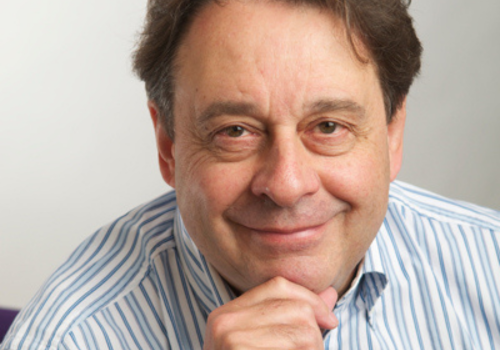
[175,0,379,123]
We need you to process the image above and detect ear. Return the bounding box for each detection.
[148,101,176,188]
[387,98,406,182]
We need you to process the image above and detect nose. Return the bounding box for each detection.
[250,136,320,207]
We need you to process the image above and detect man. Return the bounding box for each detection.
[2,0,499,349]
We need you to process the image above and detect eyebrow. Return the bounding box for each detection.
[305,99,366,120]
[198,101,260,123]
[197,98,366,122]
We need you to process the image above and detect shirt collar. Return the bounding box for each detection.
[334,231,388,315]
[173,208,235,317]
[360,229,390,312]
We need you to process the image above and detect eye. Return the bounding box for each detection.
[317,121,338,134]
[303,119,354,156]
[211,123,261,160]
[222,125,247,137]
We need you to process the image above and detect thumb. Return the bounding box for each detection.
[318,287,338,328]
[318,286,338,311]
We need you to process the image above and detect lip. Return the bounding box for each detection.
[247,224,325,234]
[237,222,328,252]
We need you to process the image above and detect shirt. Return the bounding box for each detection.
[2,181,500,350]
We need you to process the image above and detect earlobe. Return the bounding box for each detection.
[148,101,176,188]
[387,98,407,182]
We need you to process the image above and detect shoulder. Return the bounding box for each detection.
[1,191,179,350]
[388,180,500,231]
[382,181,500,287]
[374,182,500,349]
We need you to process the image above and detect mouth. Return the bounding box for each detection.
[247,224,325,234]
[236,221,328,253]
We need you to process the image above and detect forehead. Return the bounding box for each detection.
[174,0,382,120]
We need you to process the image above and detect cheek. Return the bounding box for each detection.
[176,152,254,219]
[174,158,255,266]
[319,141,390,206]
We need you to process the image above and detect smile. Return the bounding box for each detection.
[238,222,328,253]
[248,224,325,234]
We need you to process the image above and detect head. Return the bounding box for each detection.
[134,0,422,140]
[133,0,422,296]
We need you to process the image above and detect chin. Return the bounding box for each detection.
[247,259,337,293]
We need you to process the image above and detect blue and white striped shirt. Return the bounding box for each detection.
[2,181,500,349]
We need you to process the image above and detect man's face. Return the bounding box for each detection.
[154,0,405,295]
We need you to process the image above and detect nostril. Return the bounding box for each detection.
[249,141,321,207]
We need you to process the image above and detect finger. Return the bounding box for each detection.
[215,323,324,350]
[210,298,321,332]
[317,286,338,327]
[227,277,337,329]
[318,286,337,310]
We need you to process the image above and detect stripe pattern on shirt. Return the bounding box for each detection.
[1,181,499,349]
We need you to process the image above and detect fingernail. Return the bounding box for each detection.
[330,312,339,328]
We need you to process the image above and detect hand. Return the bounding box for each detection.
[203,276,338,349]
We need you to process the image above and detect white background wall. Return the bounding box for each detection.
[401,1,500,210]
[1,1,499,309]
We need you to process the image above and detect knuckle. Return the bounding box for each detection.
[296,326,323,349]
[269,276,289,290]
[207,311,236,336]
[294,300,315,318]
[300,324,321,342]
[268,276,297,299]
[207,312,249,350]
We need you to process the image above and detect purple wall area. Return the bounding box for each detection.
[0,308,19,343]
